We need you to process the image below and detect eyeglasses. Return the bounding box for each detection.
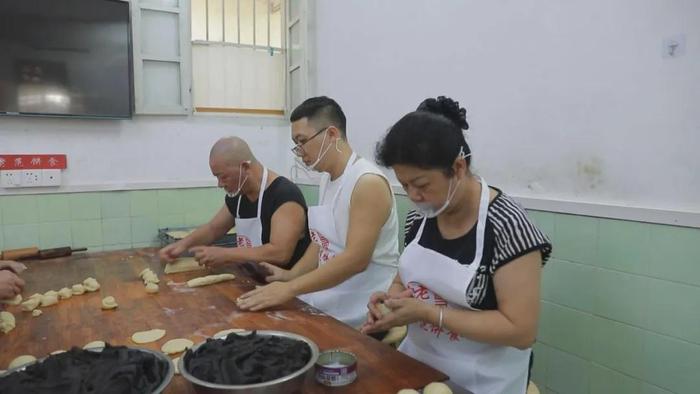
[291,126,329,157]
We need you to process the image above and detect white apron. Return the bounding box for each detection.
[397,177,530,394]
[300,153,397,328]
[235,167,268,249]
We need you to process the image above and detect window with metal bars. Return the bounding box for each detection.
[191,0,285,114]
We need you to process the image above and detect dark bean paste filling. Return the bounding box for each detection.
[185,331,311,385]
[0,344,169,394]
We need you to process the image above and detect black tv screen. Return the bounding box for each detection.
[0,0,133,118]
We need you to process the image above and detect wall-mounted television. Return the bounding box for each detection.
[0,0,133,119]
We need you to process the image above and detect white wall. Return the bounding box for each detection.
[0,114,295,193]
[192,44,285,109]
[312,0,700,213]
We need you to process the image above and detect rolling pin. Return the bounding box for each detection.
[1,246,87,261]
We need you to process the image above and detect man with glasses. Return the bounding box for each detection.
[237,96,400,330]
[159,137,311,271]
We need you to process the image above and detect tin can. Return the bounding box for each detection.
[315,350,358,387]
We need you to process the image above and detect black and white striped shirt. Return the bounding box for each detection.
[404,187,552,310]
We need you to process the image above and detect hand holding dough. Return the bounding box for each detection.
[187,273,235,288]
[101,296,118,310]
[382,325,408,345]
[378,302,392,317]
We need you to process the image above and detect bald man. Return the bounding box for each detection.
[159,137,311,269]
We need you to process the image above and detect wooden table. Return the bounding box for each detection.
[0,248,448,393]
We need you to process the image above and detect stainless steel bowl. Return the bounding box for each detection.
[0,346,174,393]
[180,330,320,394]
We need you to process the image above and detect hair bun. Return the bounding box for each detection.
[417,96,469,130]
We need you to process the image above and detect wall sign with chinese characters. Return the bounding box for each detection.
[0,154,67,170]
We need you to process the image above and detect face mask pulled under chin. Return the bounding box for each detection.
[226,162,249,198]
[298,131,333,173]
[412,177,460,218]
[411,146,470,218]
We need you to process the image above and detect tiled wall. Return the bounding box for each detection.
[2,186,699,394]
[0,188,222,252]
[528,211,700,394]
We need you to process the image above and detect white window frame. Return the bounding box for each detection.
[285,0,314,115]
[130,0,192,115]
[129,0,311,116]
[190,0,287,116]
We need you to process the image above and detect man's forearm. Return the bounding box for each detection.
[224,244,293,265]
[183,223,226,249]
[288,251,367,296]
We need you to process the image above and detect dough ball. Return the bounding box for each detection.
[83,277,100,292]
[101,296,118,310]
[0,311,16,334]
[32,309,42,317]
[20,297,40,312]
[71,284,86,295]
[142,272,159,284]
[145,282,159,294]
[57,287,72,300]
[40,294,58,307]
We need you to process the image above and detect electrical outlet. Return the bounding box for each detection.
[41,169,61,186]
[0,170,22,188]
[21,170,42,187]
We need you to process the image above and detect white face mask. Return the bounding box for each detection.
[302,130,333,172]
[413,177,461,218]
[226,162,249,198]
[411,146,471,218]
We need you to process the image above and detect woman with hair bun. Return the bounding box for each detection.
[362,96,552,394]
